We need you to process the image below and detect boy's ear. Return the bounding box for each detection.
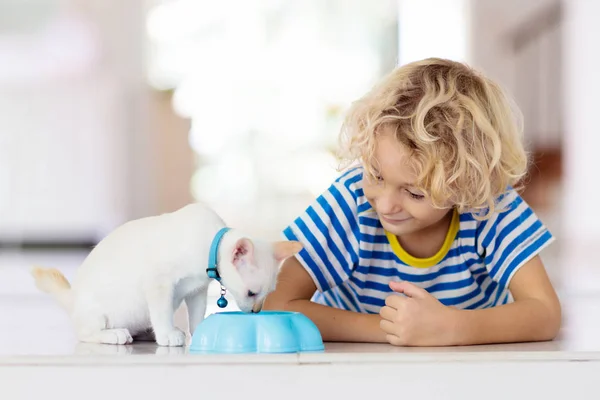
[272,241,303,262]
[232,238,255,270]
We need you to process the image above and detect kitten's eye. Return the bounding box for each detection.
[247,290,257,297]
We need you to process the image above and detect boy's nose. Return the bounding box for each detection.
[376,197,403,215]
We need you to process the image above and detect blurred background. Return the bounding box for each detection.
[1,0,599,310]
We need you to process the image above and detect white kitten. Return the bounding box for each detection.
[31,203,302,346]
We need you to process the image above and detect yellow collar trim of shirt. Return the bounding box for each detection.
[385,209,459,268]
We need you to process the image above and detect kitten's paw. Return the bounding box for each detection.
[155,328,186,347]
[85,329,133,345]
[110,329,134,345]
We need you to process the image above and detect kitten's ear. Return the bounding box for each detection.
[273,241,303,262]
[232,238,254,270]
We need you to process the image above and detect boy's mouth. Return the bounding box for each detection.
[381,215,412,224]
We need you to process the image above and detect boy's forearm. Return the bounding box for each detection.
[284,299,387,343]
[451,298,562,346]
[263,257,386,343]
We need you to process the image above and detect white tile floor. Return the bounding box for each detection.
[0,245,599,358]
[2,246,600,399]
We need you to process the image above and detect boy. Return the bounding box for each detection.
[264,58,561,346]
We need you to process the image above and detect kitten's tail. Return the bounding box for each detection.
[30,266,73,312]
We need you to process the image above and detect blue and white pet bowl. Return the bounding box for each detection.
[189,311,324,354]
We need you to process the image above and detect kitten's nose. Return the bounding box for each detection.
[251,302,263,313]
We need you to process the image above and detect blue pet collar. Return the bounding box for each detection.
[207,227,231,308]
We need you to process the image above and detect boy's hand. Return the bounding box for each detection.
[379,281,459,346]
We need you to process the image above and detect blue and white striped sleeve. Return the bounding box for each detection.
[283,176,361,293]
[476,188,555,290]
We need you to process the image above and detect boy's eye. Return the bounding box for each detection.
[371,172,383,182]
[407,190,425,200]
[247,290,257,297]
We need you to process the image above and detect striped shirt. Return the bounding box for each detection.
[283,167,554,313]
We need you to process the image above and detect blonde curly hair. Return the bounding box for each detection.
[338,58,528,219]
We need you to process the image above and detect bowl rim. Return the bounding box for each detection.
[209,310,302,317]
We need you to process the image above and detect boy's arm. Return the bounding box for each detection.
[451,255,562,345]
[379,255,562,346]
[263,257,387,343]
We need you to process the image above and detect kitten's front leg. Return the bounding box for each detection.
[146,282,186,347]
[185,289,207,336]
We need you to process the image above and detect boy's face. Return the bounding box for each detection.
[362,129,452,237]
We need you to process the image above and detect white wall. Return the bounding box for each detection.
[0,0,154,242]
[470,0,561,149]
[0,76,126,241]
[397,0,471,65]
[562,0,600,241]
[470,0,554,90]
